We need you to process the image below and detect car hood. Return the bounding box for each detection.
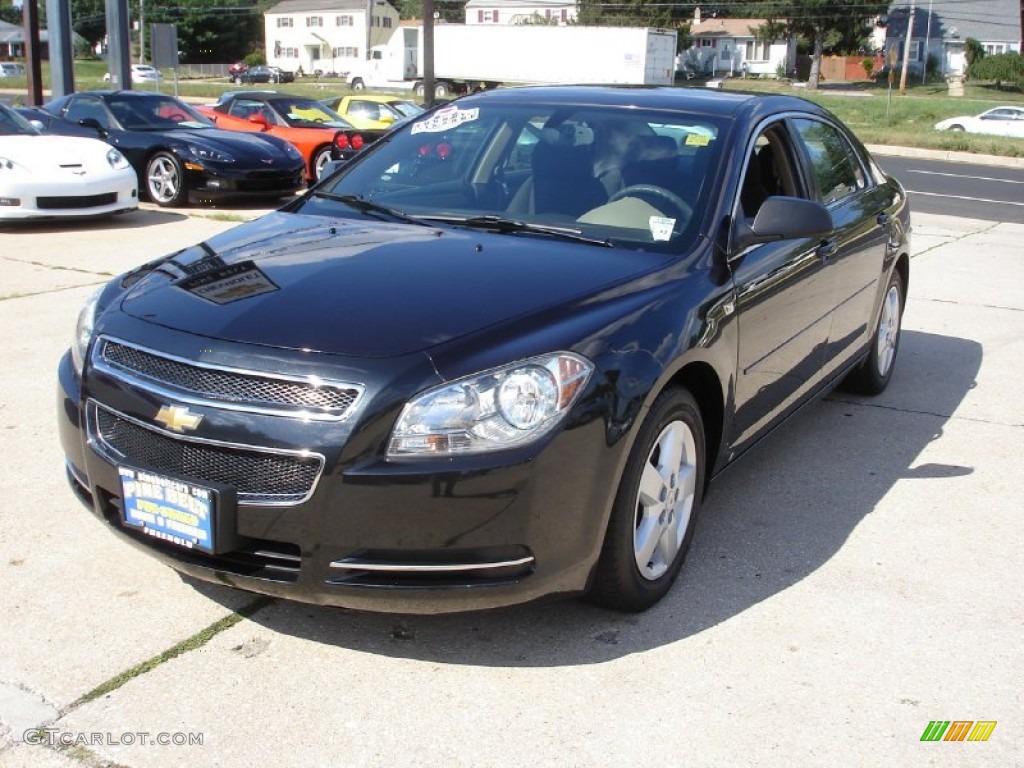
[119,212,659,358]
[162,128,292,158]
[0,134,119,170]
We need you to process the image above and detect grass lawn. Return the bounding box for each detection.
[4,59,1024,158]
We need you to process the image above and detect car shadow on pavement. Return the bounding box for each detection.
[185,329,981,667]
[0,208,188,234]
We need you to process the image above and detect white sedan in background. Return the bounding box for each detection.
[0,103,138,221]
[103,64,163,83]
[934,106,1024,138]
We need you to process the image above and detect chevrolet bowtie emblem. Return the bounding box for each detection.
[154,405,203,433]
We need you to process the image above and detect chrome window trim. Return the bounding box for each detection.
[92,335,364,422]
[85,399,326,507]
[328,556,535,572]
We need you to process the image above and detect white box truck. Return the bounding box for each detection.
[346,25,677,98]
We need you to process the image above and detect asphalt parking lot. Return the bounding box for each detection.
[0,203,1021,767]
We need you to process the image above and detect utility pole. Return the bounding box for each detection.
[921,0,932,84]
[899,0,915,94]
[139,0,146,63]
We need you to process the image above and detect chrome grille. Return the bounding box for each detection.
[88,402,323,505]
[97,338,360,420]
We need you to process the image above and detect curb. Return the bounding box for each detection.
[866,143,1024,168]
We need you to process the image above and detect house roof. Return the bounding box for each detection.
[885,0,1021,45]
[465,0,575,6]
[691,18,770,39]
[264,0,394,14]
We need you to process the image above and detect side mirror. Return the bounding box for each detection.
[733,196,833,254]
[248,113,270,129]
[77,117,107,138]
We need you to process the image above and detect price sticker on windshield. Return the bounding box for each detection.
[411,106,480,134]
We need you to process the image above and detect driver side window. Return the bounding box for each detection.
[65,99,113,130]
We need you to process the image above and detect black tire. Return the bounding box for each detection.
[588,387,705,612]
[145,152,188,207]
[234,75,243,85]
[351,78,365,91]
[843,269,904,395]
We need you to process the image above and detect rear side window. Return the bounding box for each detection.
[791,118,866,206]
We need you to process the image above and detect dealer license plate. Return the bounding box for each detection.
[119,467,216,554]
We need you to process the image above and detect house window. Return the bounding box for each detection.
[479,10,499,23]
[383,17,392,28]
[333,46,359,58]
[984,43,1006,55]
[306,16,323,27]
[281,47,299,58]
[336,15,353,26]
[908,41,921,60]
[561,9,568,21]
[276,17,293,28]
[699,39,714,48]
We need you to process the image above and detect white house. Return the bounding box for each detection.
[880,0,1022,77]
[464,0,578,26]
[264,0,400,74]
[683,10,794,77]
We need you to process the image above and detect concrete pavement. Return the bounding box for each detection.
[0,208,1020,767]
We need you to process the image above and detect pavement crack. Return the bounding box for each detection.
[917,296,1023,313]
[825,395,1024,427]
[0,282,109,303]
[65,596,274,713]
[1,256,115,279]
[911,220,1001,259]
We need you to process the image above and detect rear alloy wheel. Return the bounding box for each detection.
[843,269,904,395]
[588,388,705,612]
[145,152,187,207]
[312,146,333,181]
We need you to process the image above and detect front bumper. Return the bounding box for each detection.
[0,173,138,220]
[57,331,619,614]
[183,163,304,204]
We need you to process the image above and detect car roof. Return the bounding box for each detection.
[450,85,829,122]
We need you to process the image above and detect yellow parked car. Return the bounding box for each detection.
[319,94,420,130]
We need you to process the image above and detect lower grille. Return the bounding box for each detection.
[88,401,323,505]
[327,548,535,588]
[37,192,117,210]
[236,172,303,193]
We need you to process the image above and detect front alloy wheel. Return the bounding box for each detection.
[588,388,705,612]
[145,152,187,207]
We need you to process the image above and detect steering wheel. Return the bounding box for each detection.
[608,184,692,223]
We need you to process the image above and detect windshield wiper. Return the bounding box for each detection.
[418,214,613,247]
[310,192,432,227]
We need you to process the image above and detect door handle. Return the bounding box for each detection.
[817,240,838,265]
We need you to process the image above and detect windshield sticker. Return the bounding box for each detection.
[684,132,712,147]
[649,216,675,242]
[411,106,480,134]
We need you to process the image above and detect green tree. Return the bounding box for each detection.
[577,0,689,28]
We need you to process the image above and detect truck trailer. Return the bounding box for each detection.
[346,25,678,97]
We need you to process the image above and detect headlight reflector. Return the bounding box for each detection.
[388,352,593,457]
[71,287,102,375]
[106,148,130,170]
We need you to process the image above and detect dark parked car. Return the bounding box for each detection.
[58,86,910,614]
[33,90,306,206]
[233,65,294,85]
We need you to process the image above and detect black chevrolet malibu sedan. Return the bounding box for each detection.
[58,86,910,613]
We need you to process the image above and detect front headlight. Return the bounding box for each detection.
[187,144,235,164]
[106,148,130,170]
[71,287,102,376]
[388,352,593,457]
[0,156,28,174]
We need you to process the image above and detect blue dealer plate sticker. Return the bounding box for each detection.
[119,467,215,554]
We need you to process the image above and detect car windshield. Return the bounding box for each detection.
[0,104,39,136]
[301,101,724,253]
[107,94,215,131]
[271,98,354,129]
[389,101,425,118]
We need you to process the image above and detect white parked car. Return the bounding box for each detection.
[103,64,163,83]
[934,106,1024,138]
[0,103,138,221]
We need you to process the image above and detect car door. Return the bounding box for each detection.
[789,116,892,379]
[729,119,837,449]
